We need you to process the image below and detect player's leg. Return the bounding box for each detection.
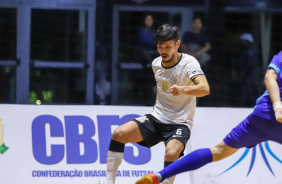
[132,115,165,184]
[106,120,144,184]
[161,125,190,184]
[211,141,238,161]
[159,142,236,183]
[111,120,144,143]
[135,141,237,184]
[136,114,270,184]
[136,115,262,184]
[133,139,184,184]
[162,139,185,184]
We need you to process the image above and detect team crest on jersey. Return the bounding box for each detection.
[135,116,148,123]
[170,74,177,84]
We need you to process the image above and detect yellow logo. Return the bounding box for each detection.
[162,82,168,91]
[0,119,9,154]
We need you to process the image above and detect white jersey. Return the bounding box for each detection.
[150,53,204,130]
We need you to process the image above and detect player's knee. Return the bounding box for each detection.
[112,128,124,142]
[164,149,180,161]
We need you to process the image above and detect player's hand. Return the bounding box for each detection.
[273,101,282,123]
[169,85,183,96]
[275,108,282,123]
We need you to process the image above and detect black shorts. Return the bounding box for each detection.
[133,114,190,156]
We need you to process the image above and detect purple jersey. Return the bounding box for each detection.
[224,51,282,149]
[252,51,282,120]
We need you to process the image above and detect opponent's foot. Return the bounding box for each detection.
[135,173,159,184]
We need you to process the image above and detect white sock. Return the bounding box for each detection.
[162,175,176,184]
[106,151,124,184]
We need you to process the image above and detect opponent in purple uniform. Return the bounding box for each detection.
[135,51,282,184]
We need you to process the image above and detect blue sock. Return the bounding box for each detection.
[159,148,212,181]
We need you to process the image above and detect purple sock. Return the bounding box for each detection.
[159,148,212,181]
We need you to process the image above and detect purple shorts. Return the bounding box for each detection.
[223,114,282,148]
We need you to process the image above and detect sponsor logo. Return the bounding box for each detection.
[0,118,9,155]
[31,114,151,165]
[135,116,148,123]
[191,70,203,75]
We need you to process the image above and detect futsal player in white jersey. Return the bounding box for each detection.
[106,24,210,184]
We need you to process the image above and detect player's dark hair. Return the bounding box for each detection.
[155,24,179,44]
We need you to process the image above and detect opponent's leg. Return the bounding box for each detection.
[135,141,238,184]
[135,147,211,184]
[210,141,238,161]
[161,162,175,184]
[159,148,212,183]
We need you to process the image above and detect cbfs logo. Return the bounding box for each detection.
[31,114,151,165]
[218,142,282,177]
[0,118,9,154]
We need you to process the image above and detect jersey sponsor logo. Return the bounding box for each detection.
[191,70,203,75]
[218,141,281,177]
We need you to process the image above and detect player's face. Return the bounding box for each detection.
[157,40,180,63]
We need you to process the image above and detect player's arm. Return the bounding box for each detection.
[265,68,282,122]
[265,68,280,103]
[169,75,210,97]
